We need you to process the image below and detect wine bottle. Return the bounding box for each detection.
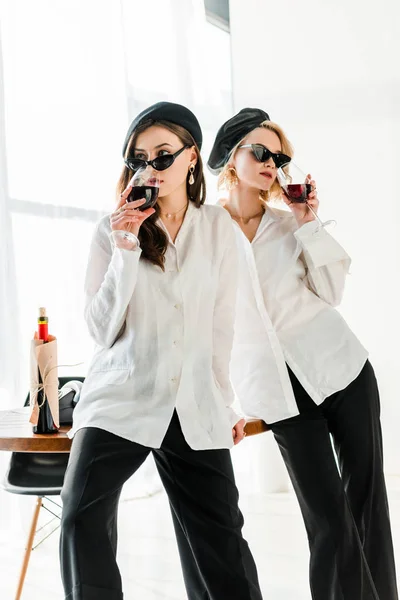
[33,307,58,434]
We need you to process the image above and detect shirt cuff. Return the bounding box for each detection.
[226,406,243,428]
[109,230,141,251]
[294,221,350,268]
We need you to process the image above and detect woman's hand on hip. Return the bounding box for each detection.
[232,418,247,445]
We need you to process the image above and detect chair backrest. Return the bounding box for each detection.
[4,376,85,495]
[24,375,85,407]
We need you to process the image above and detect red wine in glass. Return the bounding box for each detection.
[277,164,325,226]
[285,183,313,203]
[127,185,159,210]
[127,169,160,211]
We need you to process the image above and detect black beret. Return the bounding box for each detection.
[122,101,202,157]
[207,107,270,175]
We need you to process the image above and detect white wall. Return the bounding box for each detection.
[230,0,400,474]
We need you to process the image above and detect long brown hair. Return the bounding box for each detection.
[117,120,206,270]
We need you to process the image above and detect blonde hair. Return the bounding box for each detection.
[218,120,294,202]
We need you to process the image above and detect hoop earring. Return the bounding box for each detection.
[226,167,239,190]
[188,164,195,185]
[263,189,271,201]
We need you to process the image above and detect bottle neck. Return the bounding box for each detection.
[38,318,48,342]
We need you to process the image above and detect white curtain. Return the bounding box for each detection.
[0,23,20,408]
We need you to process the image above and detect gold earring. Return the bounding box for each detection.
[226,167,238,190]
[260,189,270,202]
[188,164,195,185]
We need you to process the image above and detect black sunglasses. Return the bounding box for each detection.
[239,144,291,169]
[125,145,189,172]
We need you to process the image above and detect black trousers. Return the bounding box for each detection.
[172,361,398,600]
[271,360,398,600]
[59,411,262,600]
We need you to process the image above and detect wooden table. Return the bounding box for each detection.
[0,408,71,452]
[0,408,269,453]
[245,418,270,437]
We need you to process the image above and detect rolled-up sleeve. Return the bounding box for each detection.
[294,221,351,307]
[212,215,241,427]
[84,219,142,348]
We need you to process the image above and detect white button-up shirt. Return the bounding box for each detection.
[70,202,240,449]
[231,206,369,424]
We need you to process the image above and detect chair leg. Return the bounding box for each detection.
[15,496,42,600]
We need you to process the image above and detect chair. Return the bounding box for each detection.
[2,376,84,600]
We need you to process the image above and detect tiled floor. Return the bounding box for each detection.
[0,473,399,599]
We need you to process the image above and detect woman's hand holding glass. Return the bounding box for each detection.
[277,163,323,228]
[110,181,156,250]
[282,173,320,227]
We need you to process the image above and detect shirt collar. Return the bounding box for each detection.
[264,204,283,222]
[217,198,286,244]
[157,200,198,245]
[217,198,282,222]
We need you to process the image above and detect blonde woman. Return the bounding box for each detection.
[206,108,398,600]
[60,102,262,600]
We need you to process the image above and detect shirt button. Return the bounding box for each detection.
[170,377,177,383]
[174,304,180,310]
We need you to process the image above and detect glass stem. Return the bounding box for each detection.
[306,202,324,226]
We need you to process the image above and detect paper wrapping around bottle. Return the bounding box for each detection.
[29,339,59,428]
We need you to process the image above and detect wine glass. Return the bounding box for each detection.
[127,166,160,210]
[277,163,323,226]
[112,167,160,248]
